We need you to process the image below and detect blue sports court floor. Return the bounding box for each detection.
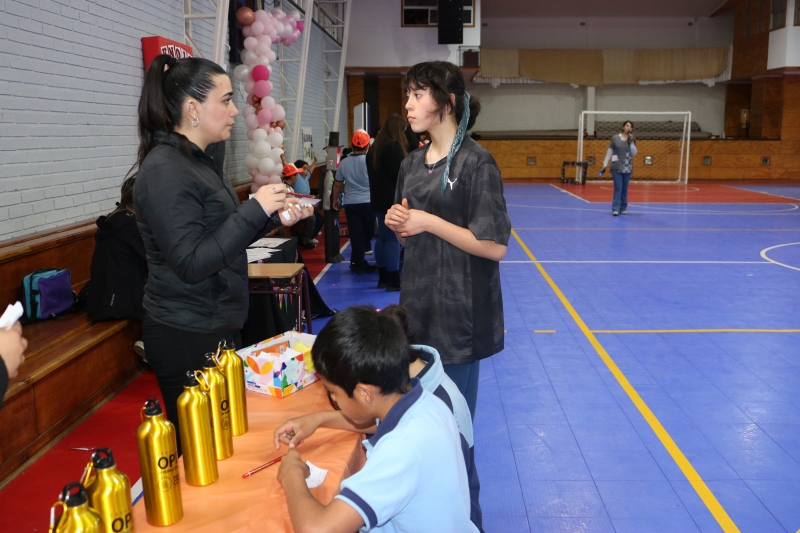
[312,182,800,533]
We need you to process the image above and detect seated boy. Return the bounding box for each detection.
[275,306,476,533]
[275,304,483,532]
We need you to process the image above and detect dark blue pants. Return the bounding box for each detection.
[374,216,401,272]
[344,203,375,267]
[443,360,481,420]
[611,171,631,213]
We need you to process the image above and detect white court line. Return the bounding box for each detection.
[502,260,771,264]
[507,203,800,215]
[631,203,799,214]
[760,242,800,272]
[722,184,800,202]
[313,240,350,284]
[599,186,701,192]
[549,184,590,203]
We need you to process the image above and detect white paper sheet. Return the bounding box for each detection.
[298,198,321,206]
[0,302,23,330]
[250,238,290,248]
[305,461,328,489]
[246,248,275,263]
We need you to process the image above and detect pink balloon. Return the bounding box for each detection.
[296,21,304,32]
[251,64,270,82]
[243,105,256,117]
[272,105,285,121]
[243,36,258,50]
[267,127,275,134]
[246,94,254,105]
[255,41,271,56]
[257,108,273,124]
[245,114,260,129]
[254,173,271,186]
[274,127,282,134]
[248,168,258,177]
[246,129,255,140]
[291,29,301,41]
[260,96,275,110]
[251,21,265,35]
[250,183,261,193]
[245,80,255,94]
[242,25,253,37]
[253,80,271,98]
[266,49,277,62]
[255,9,269,23]
[266,175,283,185]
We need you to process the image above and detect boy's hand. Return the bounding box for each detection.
[277,448,310,486]
[274,414,320,449]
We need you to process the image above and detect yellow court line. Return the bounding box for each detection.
[510,229,741,533]
[593,329,800,334]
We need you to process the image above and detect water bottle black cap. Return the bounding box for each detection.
[220,338,235,350]
[92,448,115,470]
[185,370,200,387]
[143,398,163,416]
[61,482,88,507]
[203,352,216,368]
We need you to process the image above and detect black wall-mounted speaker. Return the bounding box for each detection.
[438,0,463,45]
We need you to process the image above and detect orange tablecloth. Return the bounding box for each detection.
[132,382,365,532]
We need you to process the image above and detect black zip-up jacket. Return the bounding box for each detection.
[134,132,276,332]
[86,210,148,320]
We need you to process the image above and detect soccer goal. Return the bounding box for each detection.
[577,111,691,183]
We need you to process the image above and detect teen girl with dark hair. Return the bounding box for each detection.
[599,120,637,215]
[369,113,409,291]
[385,61,511,421]
[133,55,312,451]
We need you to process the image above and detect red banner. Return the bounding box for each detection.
[141,36,193,70]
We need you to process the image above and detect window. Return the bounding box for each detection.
[758,18,764,33]
[402,0,475,28]
[771,0,787,29]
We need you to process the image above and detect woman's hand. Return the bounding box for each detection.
[278,198,315,227]
[254,184,288,215]
[385,199,410,229]
[394,208,430,238]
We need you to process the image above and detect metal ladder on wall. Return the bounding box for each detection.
[183,0,230,66]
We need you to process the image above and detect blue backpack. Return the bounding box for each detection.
[22,269,76,321]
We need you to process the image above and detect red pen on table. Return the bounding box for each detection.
[242,455,284,478]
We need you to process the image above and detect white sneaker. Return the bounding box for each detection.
[133,340,148,363]
[310,238,319,244]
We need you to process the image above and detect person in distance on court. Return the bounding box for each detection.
[599,120,637,216]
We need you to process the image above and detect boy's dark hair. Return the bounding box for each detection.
[312,306,411,397]
[294,159,308,169]
[380,304,424,365]
[404,61,481,131]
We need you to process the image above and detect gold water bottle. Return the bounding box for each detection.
[176,371,218,486]
[215,338,248,436]
[136,399,182,526]
[49,482,102,533]
[198,352,233,460]
[81,448,132,533]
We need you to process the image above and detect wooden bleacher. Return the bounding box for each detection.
[0,220,144,483]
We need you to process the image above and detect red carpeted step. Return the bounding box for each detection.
[0,371,161,532]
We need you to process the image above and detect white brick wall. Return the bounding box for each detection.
[0,0,346,240]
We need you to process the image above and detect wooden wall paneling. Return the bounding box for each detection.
[346,74,365,144]
[377,76,403,129]
[724,83,753,137]
[751,78,766,137]
[763,76,784,139]
[731,0,770,79]
[0,389,37,464]
[782,75,800,140]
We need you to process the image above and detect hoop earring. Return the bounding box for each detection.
[191,116,199,128]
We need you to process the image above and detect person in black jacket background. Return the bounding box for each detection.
[85,177,147,322]
[369,114,408,291]
[133,55,312,452]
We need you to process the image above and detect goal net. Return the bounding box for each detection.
[577,111,691,183]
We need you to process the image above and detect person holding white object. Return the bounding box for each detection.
[0,321,27,409]
[599,120,638,216]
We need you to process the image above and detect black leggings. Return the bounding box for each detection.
[142,315,241,456]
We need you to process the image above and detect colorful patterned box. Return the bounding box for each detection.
[235,331,318,398]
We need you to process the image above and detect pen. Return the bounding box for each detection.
[287,192,315,199]
[242,455,284,478]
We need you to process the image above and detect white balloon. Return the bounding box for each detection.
[267,175,283,185]
[274,21,285,35]
[266,131,283,147]
[243,105,256,117]
[280,24,292,38]
[268,147,283,164]
[242,50,259,65]
[252,128,268,142]
[233,64,250,83]
[272,8,285,18]
[255,56,271,68]
[289,9,302,20]
[245,153,259,170]
[254,140,272,159]
[243,36,258,50]
[272,104,286,121]
[258,157,276,174]
[266,49,277,62]
[248,141,256,153]
[261,96,275,110]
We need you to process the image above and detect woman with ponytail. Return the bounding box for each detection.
[385,62,511,419]
[133,55,312,453]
